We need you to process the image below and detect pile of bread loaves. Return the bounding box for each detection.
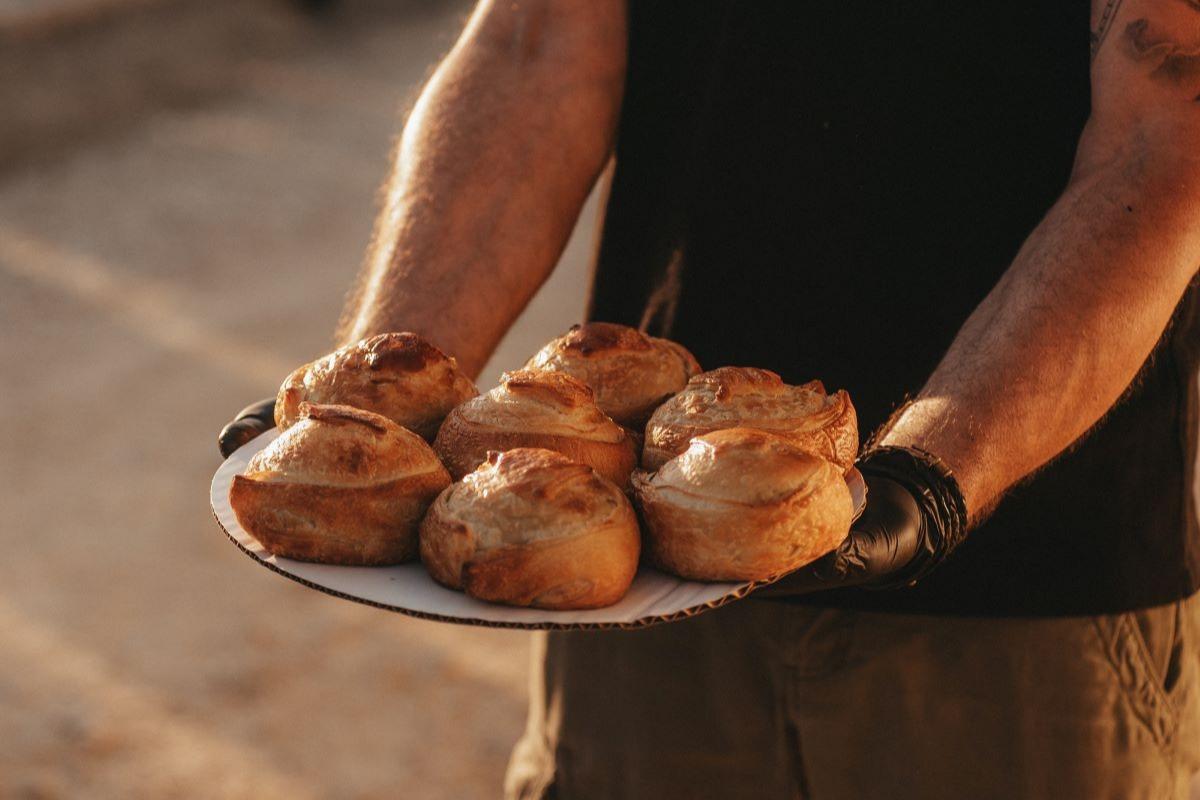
[228,323,858,610]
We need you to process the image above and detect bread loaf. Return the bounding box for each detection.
[642,367,857,472]
[420,448,640,609]
[230,403,450,565]
[275,332,478,441]
[524,322,701,428]
[433,369,638,487]
[633,428,852,581]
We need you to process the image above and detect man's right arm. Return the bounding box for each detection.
[218,0,624,456]
[338,0,627,377]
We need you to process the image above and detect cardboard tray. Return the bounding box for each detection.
[211,430,867,630]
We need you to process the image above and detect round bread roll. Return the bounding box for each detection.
[433,369,638,487]
[523,322,701,428]
[642,367,858,472]
[632,428,853,582]
[229,403,451,565]
[420,448,640,609]
[275,332,478,441]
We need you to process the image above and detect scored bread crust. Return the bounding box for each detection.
[274,332,478,441]
[524,322,701,428]
[230,403,451,565]
[632,428,853,582]
[642,367,858,472]
[419,448,640,609]
[433,369,637,487]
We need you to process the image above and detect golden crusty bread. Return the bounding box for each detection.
[230,403,451,565]
[420,448,640,609]
[433,369,638,487]
[632,428,853,582]
[275,332,478,441]
[642,367,858,472]
[523,322,701,428]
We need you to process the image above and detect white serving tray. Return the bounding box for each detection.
[211,430,866,630]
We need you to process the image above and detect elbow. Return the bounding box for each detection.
[463,0,626,160]
[1136,149,1200,221]
[471,1,566,63]
[469,0,626,74]
[1075,110,1200,209]
[1141,119,1200,205]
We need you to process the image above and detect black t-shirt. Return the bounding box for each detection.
[589,1,1200,615]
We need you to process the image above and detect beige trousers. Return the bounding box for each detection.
[506,594,1200,800]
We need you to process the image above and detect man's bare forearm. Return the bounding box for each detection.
[881,150,1200,519]
[880,0,1200,521]
[338,0,625,377]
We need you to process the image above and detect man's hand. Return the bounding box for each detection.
[217,398,276,458]
[767,477,923,594]
[763,447,968,596]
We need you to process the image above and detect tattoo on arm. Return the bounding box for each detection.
[1093,0,1200,101]
[1123,13,1200,86]
[1092,0,1127,60]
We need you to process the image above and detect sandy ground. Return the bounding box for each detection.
[0,4,597,797]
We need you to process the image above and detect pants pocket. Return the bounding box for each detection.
[1093,602,1186,749]
[1131,602,1186,696]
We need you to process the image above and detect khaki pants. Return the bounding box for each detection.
[506,594,1200,800]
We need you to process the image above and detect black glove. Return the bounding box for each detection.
[217,397,277,458]
[762,446,969,595]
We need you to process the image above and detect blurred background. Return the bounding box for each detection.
[0,0,600,796]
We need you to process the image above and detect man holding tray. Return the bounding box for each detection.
[220,1,1200,797]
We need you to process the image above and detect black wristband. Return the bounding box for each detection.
[856,445,969,588]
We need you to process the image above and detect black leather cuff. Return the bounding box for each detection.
[857,445,969,589]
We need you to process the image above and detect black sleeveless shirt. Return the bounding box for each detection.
[589,1,1200,615]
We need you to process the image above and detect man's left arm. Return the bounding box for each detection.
[773,0,1200,593]
[881,0,1200,521]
